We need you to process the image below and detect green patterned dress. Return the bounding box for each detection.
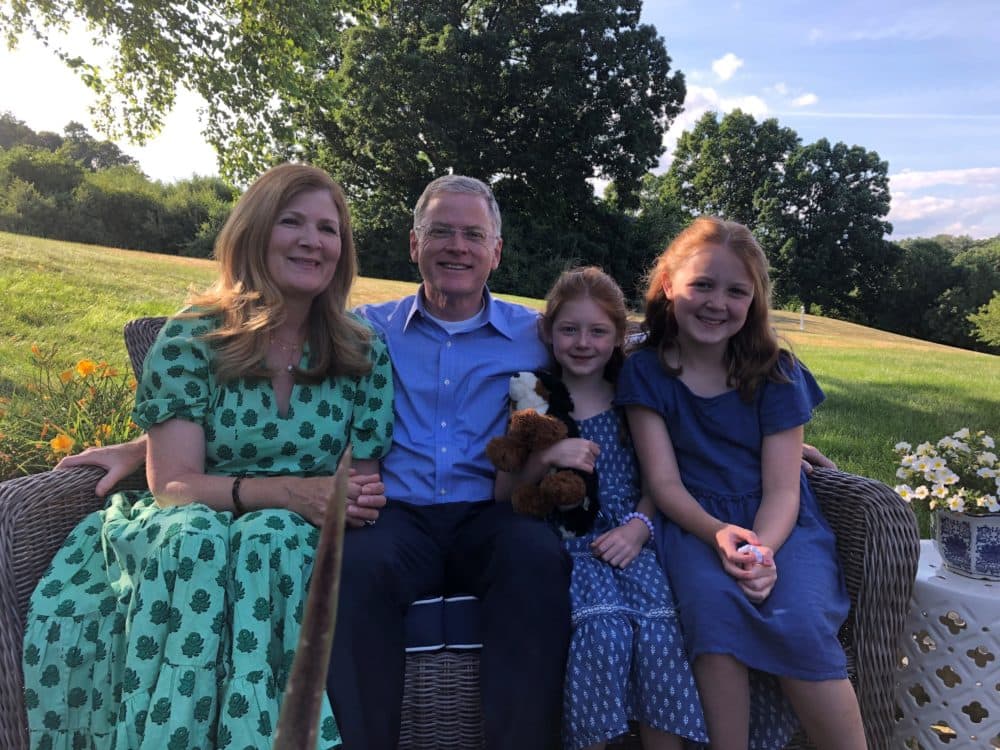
[23,313,394,750]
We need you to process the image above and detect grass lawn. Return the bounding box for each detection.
[3,231,998,509]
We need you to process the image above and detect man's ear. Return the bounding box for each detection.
[409,229,420,264]
[490,236,503,270]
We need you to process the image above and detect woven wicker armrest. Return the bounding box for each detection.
[807,467,920,750]
[0,466,107,748]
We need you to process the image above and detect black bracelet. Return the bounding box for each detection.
[231,475,247,516]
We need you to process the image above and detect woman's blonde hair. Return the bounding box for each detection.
[640,216,789,400]
[541,266,628,382]
[186,162,372,383]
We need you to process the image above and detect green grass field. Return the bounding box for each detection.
[3,230,998,494]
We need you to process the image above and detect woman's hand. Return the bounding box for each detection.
[54,437,148,497]
[345,469,386,529]
[590,520,647,569]
[542,438,599,474]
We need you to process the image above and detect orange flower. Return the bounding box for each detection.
[50,433,75,454]
[30,343,42,357]
[59,369,74,384]
[75,359,98,378]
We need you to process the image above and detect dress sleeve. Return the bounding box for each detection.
[614,349,665,415]
[758,355,825,436]
[348,324,394,460]
[132,314,217,430]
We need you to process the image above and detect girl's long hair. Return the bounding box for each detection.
[185,163,372,383]
[640,216,789,401]
[540,266,628,382]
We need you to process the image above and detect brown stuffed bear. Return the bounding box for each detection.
[486,370,599,537]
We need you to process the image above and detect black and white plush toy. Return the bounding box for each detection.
[486,370,600,537]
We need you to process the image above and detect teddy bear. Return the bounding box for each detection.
[486,370,600,538]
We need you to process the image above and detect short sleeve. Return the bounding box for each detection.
[615,349,667,416]
[758,356,825,436]
[132,314,217,430]
[347,320,394,460]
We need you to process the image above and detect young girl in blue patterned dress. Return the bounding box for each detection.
[496,267,707,750]
[618,217,866,750]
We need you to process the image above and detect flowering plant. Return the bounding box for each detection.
[893,428,1000,515]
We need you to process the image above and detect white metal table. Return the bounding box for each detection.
[893,540,1000,747]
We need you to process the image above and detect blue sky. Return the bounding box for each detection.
[1,0,998,239]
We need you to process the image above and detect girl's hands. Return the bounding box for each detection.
[591,519,647,569]
[542,438,600,474]
[714,523,775,578]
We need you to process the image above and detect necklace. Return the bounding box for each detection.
[270,335,303,373]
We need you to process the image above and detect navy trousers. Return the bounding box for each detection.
[327,500,571,749]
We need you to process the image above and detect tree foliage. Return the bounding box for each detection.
[970,292,1000,349]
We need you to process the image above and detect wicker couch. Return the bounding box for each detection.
[0,317,921,749]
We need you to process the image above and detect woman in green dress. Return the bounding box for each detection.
[22,163,394,750]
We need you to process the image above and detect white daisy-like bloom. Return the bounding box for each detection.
[978,467,998,479]
[913,485,930,499]
[953,427,971,440]
[916,441,934,455]
[982,495,1000,513]
[929,457,948,471]
[914,457,932,472]
[940,470,960,486]
[895,441,912,453]
[896,467,910,479]
[929,499,939,510]
[978,451,997,466]
[983,435,995,449]
[895,485,914,501]
[931,484,949,499]
[901,454,915,468]
[947,496,966,512]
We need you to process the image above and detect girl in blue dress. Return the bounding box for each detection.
[496,267,707,750]
[617,217,866,750]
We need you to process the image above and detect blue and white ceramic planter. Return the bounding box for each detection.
[932,509,1000,581]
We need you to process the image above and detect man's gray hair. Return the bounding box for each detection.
[413,175,502,236]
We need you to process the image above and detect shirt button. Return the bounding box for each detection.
[439,488,447,495]
[444,379,450,385]
[441,421,447,428]
[441,447,447,453]
[446,341,452,348]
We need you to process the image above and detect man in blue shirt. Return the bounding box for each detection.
[327,175,569,749]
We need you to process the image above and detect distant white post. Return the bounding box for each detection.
[799,305,805,331]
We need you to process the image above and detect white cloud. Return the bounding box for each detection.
[711,53,744,82]
[791,93,818,107]
[889,191,1000,239]
[772,82,789,96]
[890,167,1000,191]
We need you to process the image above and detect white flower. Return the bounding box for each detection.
[938,436,961,452]
[895,441,912,453]
[940,470,960,486]
[978,451,997,466]
[931,484,949,499]
[978,467,998,479]
[953,427,971,440]
[983,435,995,449]
[896,467,910,479]
[913,485,930,499]
[928,457,948,472]
[947,496,966,512]
[901,454,915,468]
[916,441,934,455]
[914,457,932,472]
[895,485,914,501]
[982,495,1000,513]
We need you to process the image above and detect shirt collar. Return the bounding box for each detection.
[403,286,515,339]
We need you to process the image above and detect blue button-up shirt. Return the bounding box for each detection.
[356,290,549,505]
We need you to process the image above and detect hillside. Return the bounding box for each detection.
[2,231,997,490]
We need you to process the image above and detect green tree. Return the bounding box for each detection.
[757,138,892,316]
[970,292,1000,349]
[58,121,139,171]
[664,109,798,227]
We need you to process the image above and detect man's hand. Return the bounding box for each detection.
[801,442,837,474]
[54,437,148,497]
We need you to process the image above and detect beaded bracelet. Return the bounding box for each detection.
[231,475,247,517]
[622,511,654,540]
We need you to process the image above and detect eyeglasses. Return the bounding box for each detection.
[417,224,496,247]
